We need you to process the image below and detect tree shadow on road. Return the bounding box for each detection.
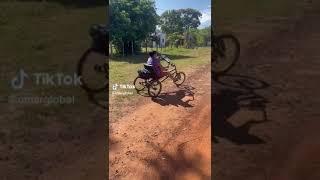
[151,85,195,107]
[142,141,210,180]
[213,74,270,145]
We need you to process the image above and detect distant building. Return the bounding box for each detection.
[152,29,166,48]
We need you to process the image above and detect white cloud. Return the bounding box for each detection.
[198,8,211,29]
[200,9,211,23]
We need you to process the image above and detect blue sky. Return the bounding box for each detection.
[155,0,211,28]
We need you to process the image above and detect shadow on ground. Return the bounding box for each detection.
[109,137,120,151]
[213,74,270,145]
[151,85,195,107]
[143,141,210,180]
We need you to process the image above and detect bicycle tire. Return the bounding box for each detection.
[174,72,186,86]
[212,34,240,75]
[77,48,108,93]
[147,80,162,97]
[133,77,147,91]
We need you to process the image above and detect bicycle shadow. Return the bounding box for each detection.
[213,74,270,145]
[151,85,195,107]
[136,88,150,97]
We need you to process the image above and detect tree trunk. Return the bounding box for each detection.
[140,42,142,54]
[132,41,134,55]
[110,42,113,56]
[122,41,125,56]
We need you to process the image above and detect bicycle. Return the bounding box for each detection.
[133,54,186,97]
[77,24,108,93]
[212,33,240,75]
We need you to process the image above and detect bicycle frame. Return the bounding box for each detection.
[156,55,179,82]
[158,64,178,82]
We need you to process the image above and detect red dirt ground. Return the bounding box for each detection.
[213,2,320,180]
[109,66,211,180]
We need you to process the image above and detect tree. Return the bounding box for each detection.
[110,0,158,55]
[185,28,198,48]
[160,8,202,35]
[195,26,211,47]
[201,26,211,46]
[160,10,184,35]
[167,32,184,48]
[179,8,202,31]
[160,8,202,48]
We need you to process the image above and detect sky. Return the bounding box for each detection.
[155,0,211,28]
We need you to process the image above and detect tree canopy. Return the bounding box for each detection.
[160,8,202,35]
[110,0,158,54]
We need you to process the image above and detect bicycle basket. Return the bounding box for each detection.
[89,24,108,54]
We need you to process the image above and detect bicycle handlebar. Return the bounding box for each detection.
[159,54,171,63]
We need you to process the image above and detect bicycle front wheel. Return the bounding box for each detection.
[212,34,240,75]
[174,72,186,86]
[77,48,108,92]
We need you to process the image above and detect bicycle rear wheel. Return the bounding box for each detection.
[133,77,147,91]
[77,48,108,92]
[212,34,240,75]
[148,80,162,97]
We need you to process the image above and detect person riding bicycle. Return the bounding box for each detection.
[146,51,170,79]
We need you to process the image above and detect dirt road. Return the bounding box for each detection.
[109,65,211,180]
[213,2,320,179]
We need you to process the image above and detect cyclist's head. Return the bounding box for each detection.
[149,51,157,58]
